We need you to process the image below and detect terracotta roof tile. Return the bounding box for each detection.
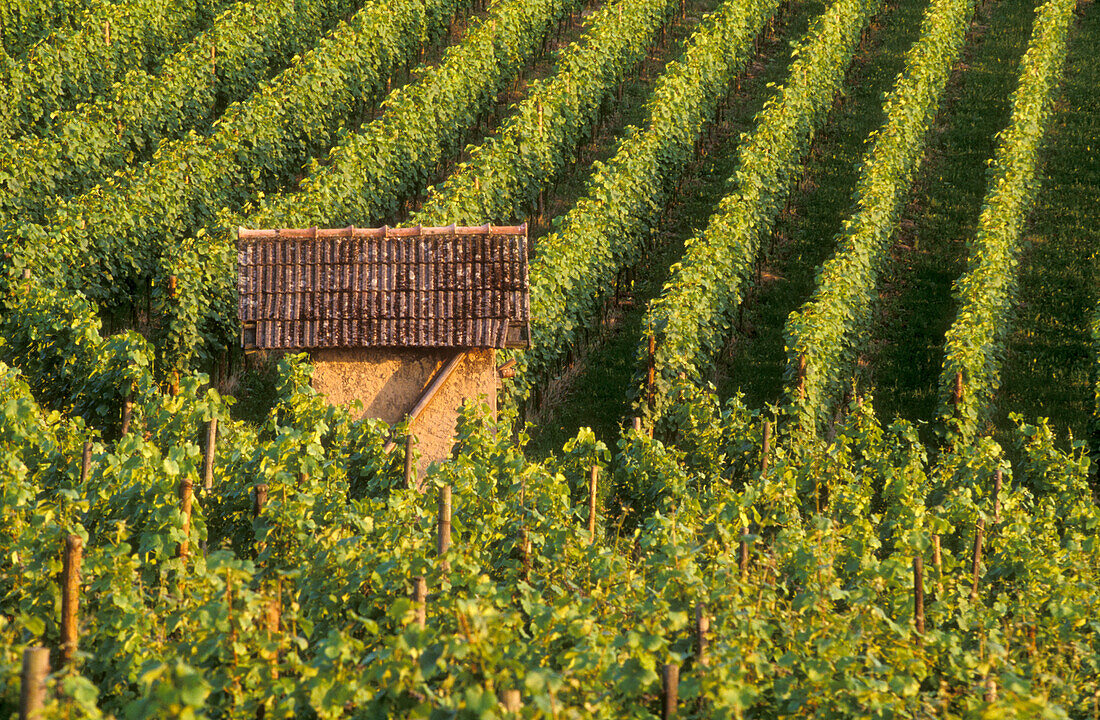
[238,225,529,350]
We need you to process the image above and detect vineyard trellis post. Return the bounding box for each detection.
[796,355,806,399]
[253,484,268,519]
[932,534,943,597]
[695,602,709,667]
[587,465,598,544]
[252,484,269,561]
[169,275,180,396]
[120,390,133,437]
[501,688,522,712]
[19,647,49,720]
[662,663,679,719]
[992,467,1002,523]
[520,526,531,580]
[404,426,415,489]
[203,418,218,491]
[438,485,452,572]
[80,441,91,484]
[60,535,82,665]
[647,331,656,408]
[178,478,194,559]
[970,519,985,600]
[739,527,750,581]
[913,556,925,637]
[412,575,427,629]
[761,420,772,473]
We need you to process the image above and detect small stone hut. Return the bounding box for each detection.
[237,224,530,471]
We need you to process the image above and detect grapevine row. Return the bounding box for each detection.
[1,348,1096,716]
[244,0,588,230]
[157,0,591,374]
[639,0,884,418]
[3,0,473,307]
[0,0,90,60]
[781,0,979,435]
[0,0,365,227]
[503,0,788,405]
[412,0,683,226]
[0,0,234,142]
[1093,305,1100,422]
[937,0,1076,444]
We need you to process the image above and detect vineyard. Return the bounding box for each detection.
[1,0,1098,715]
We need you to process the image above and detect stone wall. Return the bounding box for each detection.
[310,347,497,478]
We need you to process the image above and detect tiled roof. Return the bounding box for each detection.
[237,225,529,350]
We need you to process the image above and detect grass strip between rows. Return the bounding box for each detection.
[638,0,887,420]
[502,0,790,407]
[936,0,1077,444]
[781,0,980,435]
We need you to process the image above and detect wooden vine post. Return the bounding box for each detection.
[404,427,415,489]
[970,519,985,601]
[646,332,656,407]
[796,354,806,398]
[985,675,998,703]
[932,534,943,597]
[501,689,522,713]
[253,483,269,519]
[913,556,925,637]
[518,477,531,579]
[520,527,531,581]
[252,485,270,572]
[80,441,92,484]
[438,486,452,572]
[587,465,598,544]
[178,478,194,559]
[661,664,679,719]
[120,390,133,437]
[60,535,82,665]
[252,483,281,662]
[203,418,218,491]
[761,419,772,473]
[19,647,49,720]
[992,467,1002,523]
[695,602,709,667]
[739,526,750,581]
[952,371,963,412]
[168,275,180,396]
[412,576,427,629]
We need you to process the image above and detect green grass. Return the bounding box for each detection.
[865,0,1037,432]
[524,0,1095,456]
[527,0,737,241]
[992,0,1099,443]
[526,0,929,455]
[713,0,930,410]
[525,0,827,456]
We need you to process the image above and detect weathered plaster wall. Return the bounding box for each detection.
[310,348,497,477]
